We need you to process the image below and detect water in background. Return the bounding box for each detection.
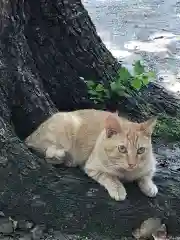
[83,0,180,94]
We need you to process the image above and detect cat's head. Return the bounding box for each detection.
[102,114,157,171]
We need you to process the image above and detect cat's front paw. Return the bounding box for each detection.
[46,146,66,164]
[138,179,158,197]
[147,183,158,197]
[55,149,66,160]
[108,184,127,201]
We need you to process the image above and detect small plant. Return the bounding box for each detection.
[85,60,155,106]
[85,61,180,142]
[85,80,110,104]
[154,113,180,141]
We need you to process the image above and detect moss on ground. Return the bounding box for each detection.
[153,114,180,142]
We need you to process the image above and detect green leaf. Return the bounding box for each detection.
[142,75,149,85]
[86,80,96,88]
[95,83,105,92]
[98,98,105,103]
[88,90,98,96]
[116,90,126,97]
[96,91,104,99]
[131,77,142,90]
[104,89,110,98]
[117,67,132,83]
[110,82,118,91]
[147,71,156,79]
[118,91,131,98]
[133,60,145,75]
[110,81,128,98]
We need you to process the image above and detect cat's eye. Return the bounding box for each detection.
[118,145,127,153]
[137,147,145,155]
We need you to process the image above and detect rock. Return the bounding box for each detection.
[0,237,14,240]
[152,224,167,240]
[8,217,18,231]
[0,156,8,167]
[132,217,162,239]
[0,218,14,234]
[31,225,46,240]
[31,195,46,208]
[17,220,34,231]
[18,234,32,240]
[0,212,5,217]
[43,230,70,240]
[53,231,69,240]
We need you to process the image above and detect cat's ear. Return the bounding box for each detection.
[115,110,119,116]
[140,116,157,136]
[105,114,121,138]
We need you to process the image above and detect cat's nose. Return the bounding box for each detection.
[128,163,136,168]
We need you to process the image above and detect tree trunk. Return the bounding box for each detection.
[0,0,180,239]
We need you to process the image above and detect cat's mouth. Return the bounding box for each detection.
[126,167,136,171]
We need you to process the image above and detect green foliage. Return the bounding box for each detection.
[154,114,180,141]
[85,60,155,106]
[84,60,180,142]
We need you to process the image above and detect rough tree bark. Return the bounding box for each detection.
[0,0,179,239]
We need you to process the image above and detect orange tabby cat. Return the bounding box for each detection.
[25,109,158,201]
